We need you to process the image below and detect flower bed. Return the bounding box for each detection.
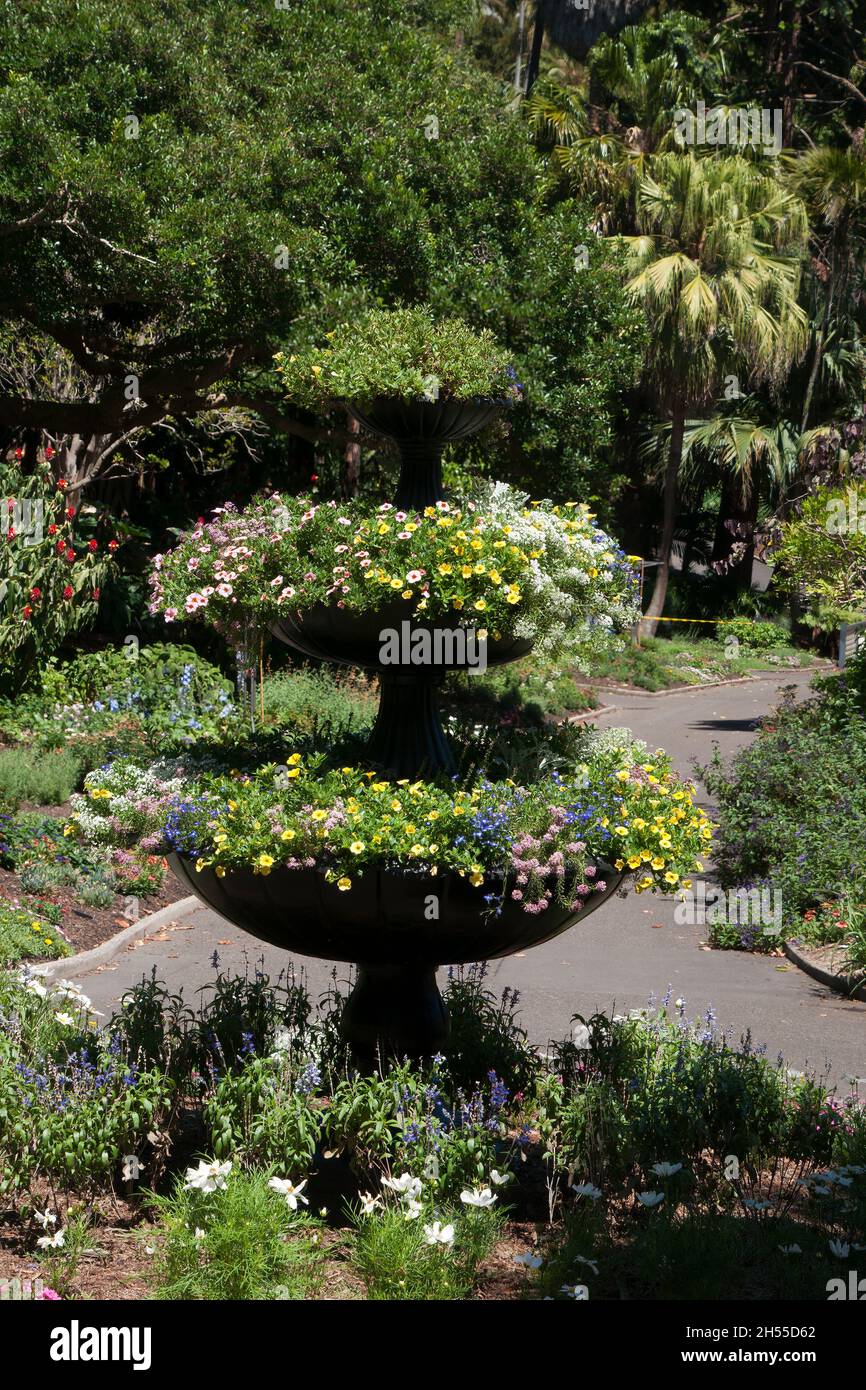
[148,485,639,665]
[68,733,711,913]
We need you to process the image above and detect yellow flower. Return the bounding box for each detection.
[281,829,296,842]
[337,877,352,891]
[452,599,464,611]
[312,809,327,822]
[474,599,487,611]
[215,866,226,878]
[31,923,41,933]
[627,856,642,870]
[637,875,653,890]
[257,853,274,870]
[613,825,628,837]
[288,753,302,766]
[469,871,484,887]
[614,858,625,871]
[438,563,453,575]
[287,768,301,779]
[651,856,666,870]
[350,841,365,854]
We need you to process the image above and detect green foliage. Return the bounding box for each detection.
[0,897,71,964]
[147,1167,324,1301]
[0,971,175,1200]
[263,665,375,736]
[700,670,866,942]
[775,481,866,624]
[204,1055,323,1170]
[0,746,84,804]
[0,464,114,696]
[724,617,790,649]
[350,1202,501,1300]
[276,306,519,406]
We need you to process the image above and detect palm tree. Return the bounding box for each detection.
[785,136,866,432]
[616,152,808,633]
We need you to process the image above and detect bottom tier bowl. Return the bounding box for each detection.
[168,855,623,1060]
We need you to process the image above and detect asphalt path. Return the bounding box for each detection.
[60,667,865,1089]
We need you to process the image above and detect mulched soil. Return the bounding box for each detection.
[0,1203,532,1302]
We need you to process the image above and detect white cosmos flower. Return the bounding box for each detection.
[268,1177,309,1210]
[490,1170,512,1186]
[382,1173,423,1199]
[829,1239,851,1258]
[460,1187,497,1209]
[637,1191,665,1208]
[403,1198,422,1221]
[572,1183,602,1201]
[184,1159,232,1193]
[34,1210,57,1229]
[423,1222,454,1246]
[54,1012,76,1027]
[359,1193,381,1216]
[650,1162,683,1178]
[559,1284,589,1299]
[37,1229,65,1250]
[513,1252,543,1269]
[24,980,48,999]
[742,1198,773,1211]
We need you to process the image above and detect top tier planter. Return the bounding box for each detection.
[347,396,500,511]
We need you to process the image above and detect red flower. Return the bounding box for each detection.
[6,527,15,540]
[311,474,319,483]
[57,479,67,490]
[29,587,42,600]
[92,587,100,601]
[66,507,75,519]
[14,447,22,460]
[45,446,54,459]
[6,499,13,512]
[22,605,32,619]
[62,585,74,599]
[56,538,66,553]
[88,539,98,552]
[65,548,75,561]
[108,539,119,551]
[48,524,58,535]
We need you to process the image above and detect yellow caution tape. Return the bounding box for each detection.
[637,615,741,624]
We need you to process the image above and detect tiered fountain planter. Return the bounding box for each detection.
[171,397,624,1060]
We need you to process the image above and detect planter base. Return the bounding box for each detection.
[342,963,450,1063]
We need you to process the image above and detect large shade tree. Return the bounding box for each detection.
[0,0,640,504]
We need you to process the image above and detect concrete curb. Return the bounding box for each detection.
[579,672,805,699]
[33,895,200,980]
[784,938,866,1003]
[565,703,617,723]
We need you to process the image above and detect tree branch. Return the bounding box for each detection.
[793,61,866,106]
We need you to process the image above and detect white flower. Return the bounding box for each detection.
[382,1173,423,1199]
[37,1229,65,1250]
[650,1162,683,1178]
[24,979,48,999]
[423,1222,454,1246]
[184,1159,232,1193]
[513,1252,543,1269]
[637,1191,665,1208]
[742,1198,773,1211]
[358,1193,381,1216]
[34,1210,57,1229]
[829,1239,851,1258]
[559,1283,589,1299]
[572,1182,602,1201]
[490,1170,512,1187]
[268,1177,309,1211]
[572,1021,591,1050]
[54,1011,76,1027]
[778,1244,802,1255]
[460,1187,497,1209]
[193,1228,206,1241]
[403,1198,423,1221]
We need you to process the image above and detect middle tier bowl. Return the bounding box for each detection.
[271,598,533,671]
[168,857,624,967]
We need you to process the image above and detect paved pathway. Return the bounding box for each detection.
[62,668,865,1088]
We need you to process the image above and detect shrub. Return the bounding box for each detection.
[204,1054,323,1170]
[350,1201,502,1301]
[0,746,83,804]
[147,1165,324,1301]
[262,665,375,735]
[725,617,789,649]
[275,306,521,407]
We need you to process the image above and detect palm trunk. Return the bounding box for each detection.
[341,412,360,499]
[642,408,684,638]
